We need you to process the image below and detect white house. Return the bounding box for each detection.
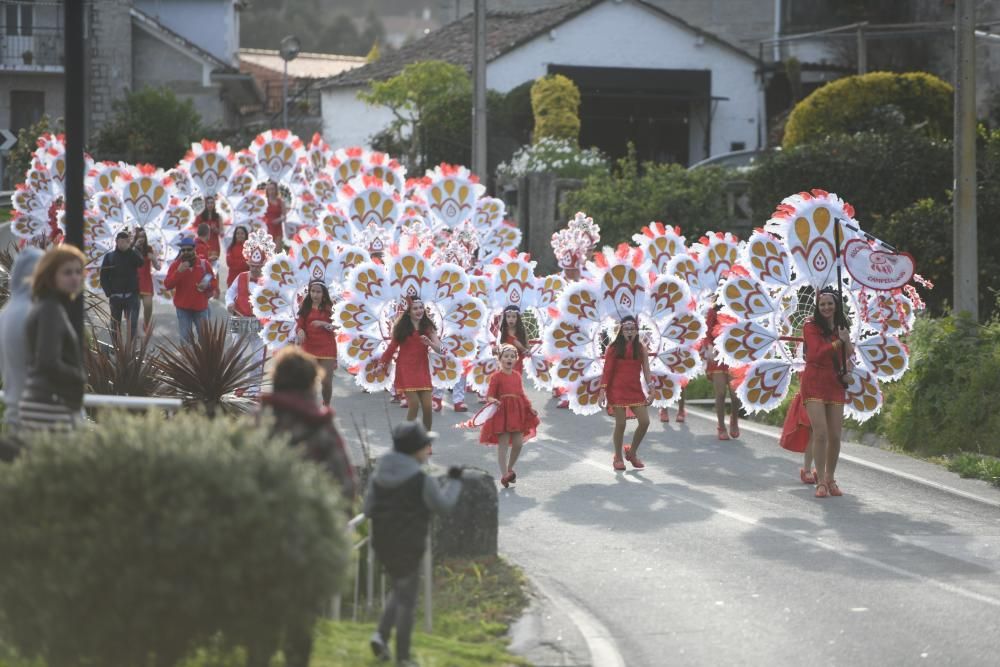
[319,0,766,166]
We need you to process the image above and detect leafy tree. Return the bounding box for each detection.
[94,87,202,168]
[530,74,581,145]
[5,115,62,187]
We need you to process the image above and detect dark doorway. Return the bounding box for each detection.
[549,65,710,166]
[10,90,44,132]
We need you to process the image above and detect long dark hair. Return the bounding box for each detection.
[298,282,333,320]
[230,225,249,249]
[392,297,436,343]
[200,196,221,222]
[812,287,850,337]
[499,306,527,348]
[133,228,150,256]
[610,315,643,359]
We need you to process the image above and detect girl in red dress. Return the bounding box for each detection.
[263,181,286,247]
[296,281,338,406]
[802,288,853,498]
[132,228,160,332]
[226,225,250,288]
[191,195,225,266]
[378,297,443,430]
[704,302,741,440]
[598,316,653,471]
[496,305,529,374]
[481,344,540,487]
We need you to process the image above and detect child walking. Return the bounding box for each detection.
[481,344,540,488]
[365,421,463,666]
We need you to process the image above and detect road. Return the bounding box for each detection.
[327,375,1000,667]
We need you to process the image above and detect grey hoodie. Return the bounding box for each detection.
[0,248,44,427]
[363,450,463,518]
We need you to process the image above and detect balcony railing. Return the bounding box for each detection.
[1,1,65,69]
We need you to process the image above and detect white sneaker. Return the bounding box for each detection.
[369,631,391,662]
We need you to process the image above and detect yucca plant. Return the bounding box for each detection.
[0,243,16,310]
[154,319,264,416]
[85,326,162,396]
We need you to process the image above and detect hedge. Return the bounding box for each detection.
[530,74,581,145]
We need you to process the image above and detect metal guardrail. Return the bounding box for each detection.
[0,391,183,410]
[332,512,433,633]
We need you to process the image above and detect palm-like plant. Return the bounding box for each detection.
[154,319,265,416]
[85,326,162,396]
[0,243,16,310]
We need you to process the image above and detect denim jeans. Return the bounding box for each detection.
[176,307,210,346]
[108,293,140,343]
[376,569,421,661]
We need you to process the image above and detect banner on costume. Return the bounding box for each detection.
[843,239,915,291]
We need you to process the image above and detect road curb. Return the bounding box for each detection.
[686,407,1000,509]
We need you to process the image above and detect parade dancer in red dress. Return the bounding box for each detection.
[481,344,540,487]
[598,316,653,471]
[802,288,853,498]
[225,225,250,288]
[296,281,338,407]
[704,302,742,440]
[378,297,443,431]
[496,305,529,374]
[132,228,160,332]
[263,181,286,247]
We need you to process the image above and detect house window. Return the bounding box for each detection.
[730,142,746,151]
[5,0,34,37]
[10,90,44,132]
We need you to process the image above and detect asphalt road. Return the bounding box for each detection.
[327,375,1000,667]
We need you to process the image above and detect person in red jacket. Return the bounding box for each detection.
[377,297,443,431]
[598,315,653,472]
[802,287,853,498]
[164,237,216,345]
[296,281,338,406]
[225,225,250,287]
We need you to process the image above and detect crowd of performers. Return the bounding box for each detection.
[10,131,927,500]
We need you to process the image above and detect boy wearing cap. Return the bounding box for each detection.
[364,421,463,666]
[164,236,217,345]
[99,230,144,342]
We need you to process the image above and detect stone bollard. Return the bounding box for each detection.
[432,467,498,560]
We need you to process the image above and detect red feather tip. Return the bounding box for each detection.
[729,365,750,388]
[798,191,813,200]
[810,188,829,198]
[729,265,750,277]
[547,306,560,319]
[593,252,609,269]
[336,333,351,344]
[844,203,855,218]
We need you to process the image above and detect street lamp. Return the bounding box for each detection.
[279,35,301,129]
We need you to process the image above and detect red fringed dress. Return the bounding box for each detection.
[480,370,539,445]
[600,341,646,409]
[264,199,284,245]
[704,307,730,375]
[800,319,847,405]
[380,331,433,392]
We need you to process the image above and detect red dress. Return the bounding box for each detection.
[800,319,847,404]
[380,331,432,392]
[704,307,730,375]
[297,306,338,360]
[192,214,222,258]
[226,242,249,287]
[264,199,284,245]
[480,370,539,445]
[600,341,646,408]
[500,332,526,374]
[137,255,154,296]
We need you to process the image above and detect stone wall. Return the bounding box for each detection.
[501,173,584,275]
[87,0,133,142]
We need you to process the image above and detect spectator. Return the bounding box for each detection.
[0,247,44,431]
[99,230,144,343]
[132,227,161,331]
[225,225,250,287]
[18,246,87,432]
[365,421,463,666]
[164,237,216,345]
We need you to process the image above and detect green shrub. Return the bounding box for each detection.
[0,411,350,667]
[783,71,953,149]
[946,453,1000,486]
[94,87,202,167]
[530,74,581,145]
[561,145,730,245]
[5,116,62,189]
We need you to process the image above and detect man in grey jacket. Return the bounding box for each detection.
[0,247,44,431]
[364,421,463,666]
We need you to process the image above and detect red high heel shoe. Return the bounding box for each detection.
[717,426,730,441]
[799,468,817,485]
[623,445,645,470]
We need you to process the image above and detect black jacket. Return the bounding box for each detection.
[99,248,144,296]
[22,295,85,411]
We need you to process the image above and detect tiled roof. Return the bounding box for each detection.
[319,0,757,90]
[239,48,366,79]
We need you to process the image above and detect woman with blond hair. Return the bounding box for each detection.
[18,245,88,431]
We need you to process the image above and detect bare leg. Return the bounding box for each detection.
[319,359,335,406]
[612,407,627,458]
[728,381,740,427]
[805,401,830,484]
[630,404,650,453]
[141,295,153,331]
[405,391,420,422]
[497,433,510,477]
[508,432,524,471]
[803,440,814,471]
[712,373,728,428]
[417,390,433,431]
[825,403,845,481]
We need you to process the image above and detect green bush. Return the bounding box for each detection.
[783,71,953,149]
[561,145,731,245]
[94,87,202,167]
[530,74,581,145]
[5,116,62,189]
[0,412,350,667]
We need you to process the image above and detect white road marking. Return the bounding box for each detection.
[531,577,627,667]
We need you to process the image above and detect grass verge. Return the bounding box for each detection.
[945,453,1000,488]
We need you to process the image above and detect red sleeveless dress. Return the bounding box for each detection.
[380,331,432,392]
[601,341,646,408]
[480,370,539,445]
[800,319,847,405]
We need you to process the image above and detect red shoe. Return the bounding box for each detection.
[508,469,517,484]
[400,397,409,409]
[828,480,843,497]
[558,399,569,409]
[729,419,740,439]
[432,397,442,413]
[676,409,686,423]
[799,468,818,485]
[500,471,514,488]
[612,455,626,471]
[659,408,670,423]
[815,482,829,498]
[453,402,468,413]
[624,445,645,470]
[717,426,730,441]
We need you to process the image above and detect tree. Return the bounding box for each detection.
[530,74,581,145]
[5,115,62,188]
[94,87,202,168]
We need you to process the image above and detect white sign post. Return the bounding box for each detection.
[0,129,16,152]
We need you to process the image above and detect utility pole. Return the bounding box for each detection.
[953,0,978,318]
[856,22,867,74]
[64,0,85,341]
[471,0,487,179]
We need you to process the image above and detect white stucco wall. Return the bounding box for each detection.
[134,0,238,66]
[486,0,764,159]
[320,87,398,149]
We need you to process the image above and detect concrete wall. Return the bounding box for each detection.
[87,0,134,140]
[320,86,397,149]
[134,0,238,67]
[0,73,65,133]
[132,29,227,129]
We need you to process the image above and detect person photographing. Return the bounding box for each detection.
[165,236,216,345]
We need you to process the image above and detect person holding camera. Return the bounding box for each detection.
[164,236,216,345]
[99,229,145,343]
[365,421,463,666]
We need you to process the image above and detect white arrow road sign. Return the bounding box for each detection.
[0,129,17,152]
